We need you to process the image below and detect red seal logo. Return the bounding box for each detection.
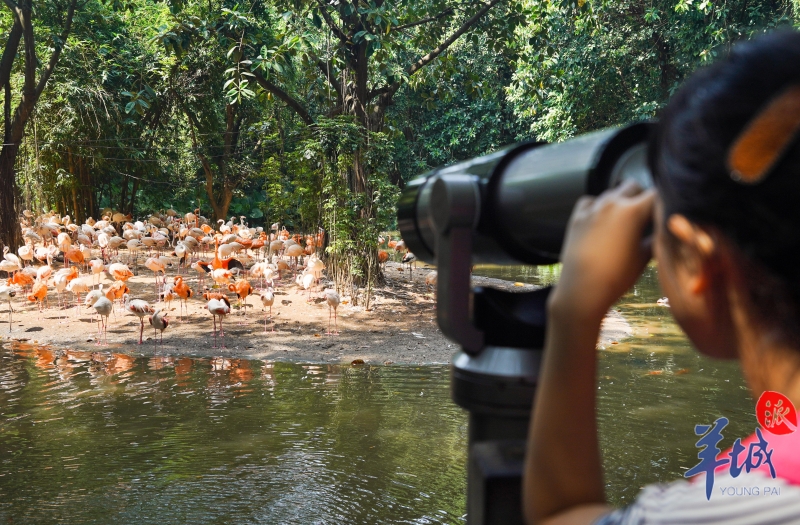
[756,391,797,435]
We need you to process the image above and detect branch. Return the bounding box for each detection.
[409,0,503,77]
[35,0,78,97]
[367,85,390,101]
[394,8,454,31]
[0,17,22,90]
[380,0,505,103]
[314,0,349,47]
[251,68,315,125]
[2,0,19,15]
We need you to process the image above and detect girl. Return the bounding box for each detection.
[523,31,800,524]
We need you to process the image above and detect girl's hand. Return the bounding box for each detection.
[550,180,656,323]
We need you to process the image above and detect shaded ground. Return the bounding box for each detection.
[0,259,631,364]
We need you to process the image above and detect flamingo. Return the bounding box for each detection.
[8,270,34,294]
[89,259,105,286]
[126,238,143,265]
[107,262,134,282]
[296,271,315,302]
[259,288,275,332]
[268,240,284,262]
[0,285,15,331]
[228,279,253,319]
[325,289,340,335]
[0,257,20,277]
[192,260,211,292]
[425,271,438,293]
[250,261,272,288]
[212,268,232,288]
[173,276,193,321]
[27,279,48,316]
[36,253,53,284]
[149,309,169,349]
[91,297,113,346]
[162,279,176,313]
[144,256,167,296]
[402,251,417,279]
[105,281,130,317]
[54,272,69,309]
[66,276,91,318]
[17,244,34,267]
[123,293,154,345]
[65,246,84,270]
[284,243,304,276]
[83,285,105,325]
[207,296,231,348]
[175,242,188,274]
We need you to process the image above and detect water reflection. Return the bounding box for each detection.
[473,263,754,504]
[0,343,467,524]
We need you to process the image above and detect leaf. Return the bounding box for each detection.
[125,101,136,114]
[312,11,322,28]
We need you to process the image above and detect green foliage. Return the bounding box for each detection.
[508,0,796,142]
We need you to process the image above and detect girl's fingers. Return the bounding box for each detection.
[612,179,644,198]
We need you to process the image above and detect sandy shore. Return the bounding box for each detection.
[0,260,631,364]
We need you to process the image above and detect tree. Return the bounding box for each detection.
[507,0,796,142]
[0,0,79,250]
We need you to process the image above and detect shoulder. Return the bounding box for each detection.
[593,471,800,525]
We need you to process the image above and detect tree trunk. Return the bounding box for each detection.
[119,176,128,212]
[0,144,21,251]
[129,176,139,216]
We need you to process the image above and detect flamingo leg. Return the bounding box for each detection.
[138,317,144,345]
[220,316,226,348]
[212,315,218,348]
[327,306,332,335]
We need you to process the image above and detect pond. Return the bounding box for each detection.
[0,352,466,524]
[0,265,755,523]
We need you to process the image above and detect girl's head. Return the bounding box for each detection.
[650,30,800,358]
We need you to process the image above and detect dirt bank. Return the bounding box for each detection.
[0,260,631,364]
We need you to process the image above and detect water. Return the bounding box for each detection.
[0,264,756,522]
[0,350,466,524]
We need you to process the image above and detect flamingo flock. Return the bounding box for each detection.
[0,210,369,348]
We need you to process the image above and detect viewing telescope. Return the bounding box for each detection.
[396,122,653,525]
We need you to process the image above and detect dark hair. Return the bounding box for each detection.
[650,30,800,344]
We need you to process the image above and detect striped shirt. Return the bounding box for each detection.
[594,471,800,524]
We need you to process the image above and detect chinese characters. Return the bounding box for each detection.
[685,417,777,500]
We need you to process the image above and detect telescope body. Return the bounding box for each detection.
[398,122,652,266]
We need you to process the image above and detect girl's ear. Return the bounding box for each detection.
[666,214,717,294]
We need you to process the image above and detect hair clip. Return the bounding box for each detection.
[727,84,800,184]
